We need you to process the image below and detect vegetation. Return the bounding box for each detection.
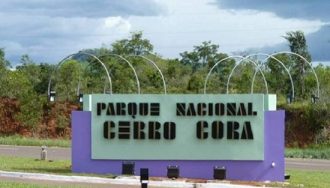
[0,135,70,147]
[284,169,330,188]
[0,31,329,147]
[0,182,83,188]
[0,155,70,174]
[286,144,330,159]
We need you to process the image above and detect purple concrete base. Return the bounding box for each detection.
[72,111,285,181]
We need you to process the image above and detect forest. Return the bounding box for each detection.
[0,31,329,147]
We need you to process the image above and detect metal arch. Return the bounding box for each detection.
[226,57,269,94]
[97,54,141,94]
[249,53,295,99]
[47,51,112,96]
[80,62,109,94]
[271,51,320,98]
[204,56,244,94]
[127,54,167,94]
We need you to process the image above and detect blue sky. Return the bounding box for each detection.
[1,0,329,65]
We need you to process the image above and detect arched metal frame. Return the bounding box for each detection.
[79,61,109,94]
[247,53,295,100]
[226,57,269,94]
[204,56,242,94]
[271,51,320,98]
[97,54,141,94]
[204,56,268,94]
[47,51,112,96]
[127,54,167,94]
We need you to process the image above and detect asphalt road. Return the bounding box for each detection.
[1,145,330,171]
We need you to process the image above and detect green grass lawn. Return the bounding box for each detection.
[0,155,71,174]
[284,169,330,188]
[0,135,70,148]
[0,181,90,188]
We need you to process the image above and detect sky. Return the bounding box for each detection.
[1,0,330,66]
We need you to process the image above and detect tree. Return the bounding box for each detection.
[16,55,41,93]
[284,31,312,98]
[55,60,82,101]
[111,31,153,55]
[179,41,221,72]
[0,48,10,70]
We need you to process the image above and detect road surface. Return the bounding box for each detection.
[1,145,329,171]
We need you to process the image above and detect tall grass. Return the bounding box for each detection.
[0,135,70,148]
[286,144,330,159]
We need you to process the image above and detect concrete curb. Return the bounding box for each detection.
[0,170,259,188]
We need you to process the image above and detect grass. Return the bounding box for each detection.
[0,181,85,188]
[0,155,71,174]
[286,144,330,159]
[0,135,70,148]
[281,169,330,188]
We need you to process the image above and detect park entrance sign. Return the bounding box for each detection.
[89,94,266,160]
[53,51,316,181]
[72,93,283,181]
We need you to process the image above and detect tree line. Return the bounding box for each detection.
[0,31,329,145]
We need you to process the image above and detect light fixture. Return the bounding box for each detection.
[140,168,149,188]
[49,91,56,102]
[78,93,83,103]
[167,165,179,179]
[122,161,135,175]
[213,166,226,180]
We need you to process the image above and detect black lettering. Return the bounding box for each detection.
[133,121,145,139]
[128,103,137,118]
[164,122,176,140]
[227,103,236,116]
[215,103,225,116]
[139,103,149,116]
[187,103,196,116]
[208,103,213,116]
[148,121,161,139]
[97,103,106,115]
[150,103,160,116]
[116,103,126,115]
[176,103,186,116]
[118,121,130,139]
[197,103,207,116]
[196,121,208,139]
[212,121,224,139]
[237,103,247,116]
[227,121,239,139]
[248,103,258,116]
[106,103,116,115]
[241,122,254,139]
[103,121,115,139]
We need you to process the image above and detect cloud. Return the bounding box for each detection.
[129,0,324,58]
[0,0,165,18]
[0,0,165,64]
[244,25,330,62]
[214,0,330,21]
[0,13,132,64]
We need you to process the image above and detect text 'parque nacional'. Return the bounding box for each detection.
[97,101,257,141]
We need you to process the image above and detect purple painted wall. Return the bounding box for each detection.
[72,111,284,181]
